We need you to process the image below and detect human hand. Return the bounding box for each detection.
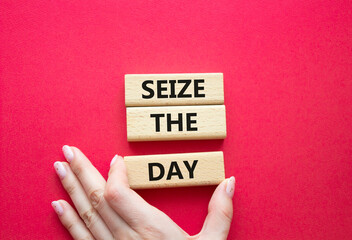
[52,146,235,240]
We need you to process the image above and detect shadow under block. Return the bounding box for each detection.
[125,73,224,106]
[124,151,225,189]
[126,105,227,141]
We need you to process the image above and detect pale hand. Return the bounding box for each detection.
[52,146,235,240]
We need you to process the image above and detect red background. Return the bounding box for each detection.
[1,1,352,239]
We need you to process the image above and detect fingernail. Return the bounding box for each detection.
[226,176,235,198]
[51,201,64,216]
[62,145,74,162]
[54,162,66,179]
[110,155,118,166]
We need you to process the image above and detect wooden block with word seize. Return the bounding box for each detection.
[126,105,226,141]
[125,73,224,106]
[124,151,225,189]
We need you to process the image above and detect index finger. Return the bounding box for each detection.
[62,145,134,237]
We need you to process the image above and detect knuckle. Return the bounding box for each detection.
[72,163,84,179]
[81,207,98,228]
[208,203,233,224]
[142,225,163,239]
[63,221,94,240]
[63,221,75,232]
[65,184,76,196]
[89,189,104,209]
[219,208,233,224]
[104,185,122,203]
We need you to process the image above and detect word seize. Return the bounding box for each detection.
[125,73,224,106]
[142,79,205,99]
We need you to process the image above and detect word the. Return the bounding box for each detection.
[150,113,197,132]
[148,160,198,181]
[142,79,205,99]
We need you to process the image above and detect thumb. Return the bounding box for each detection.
[199,177,235,240]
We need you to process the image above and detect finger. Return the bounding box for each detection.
[199,177,235,240]
[105,155,156,225]
[54,161,114,240]
[52,200,95,240]
[62,146,134,237]
[105,155,186,239]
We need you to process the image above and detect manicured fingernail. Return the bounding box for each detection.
[110,155,118,166]
[226,176,235,198]
[51,201,64,216]
[54,162,66,179]
[62,145,74,162]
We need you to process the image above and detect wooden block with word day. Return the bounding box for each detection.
[126,105,226,141]
[125,73,224,106]
[124,151,225,189]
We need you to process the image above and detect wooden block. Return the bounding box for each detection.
[124,151,225,189]
[126,105,226,141]
[125,73,224,106]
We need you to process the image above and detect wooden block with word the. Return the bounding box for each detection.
[124,151,225,189]
[125,73,224,106]
[126,105,226,141]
